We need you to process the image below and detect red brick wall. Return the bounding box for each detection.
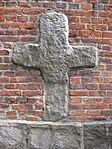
[0,0,112,121]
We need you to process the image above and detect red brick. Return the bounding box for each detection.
[10,77,30,83]
[80,18,91,23]
[6,30,16,35]
[0,77,9,83]
[23,9,43,14]
[15,71,28,76]
[82,78,92,83]
[105,78,112,83]
[103,18,112,24]
[99,0,109,4]
[3,57,10,63]
[87,24,107,30]
[102,46,112,51]
[20,37,35,42]
[100,52,112,57]
[70,116,89,121]
[91,31,102,37]
[0,90,21,96]
[100,84,112,90]
[17,16,28,22]
[0,2,4,7]
[30,16,37,22]
[70,77,81,83]
[12,104,33,110]
[81,4,92,10]
[101,110,112,115]
[16,84,27,90]
[27,98,42,103]
[103,32,112,38]
[0,16,4,22]
[17,30,28,35]
[107,91,112,96]
[27,84,39,90]
[68,17,79,23]
[71,110,85,116]
[84,98,94,103]
[70,24,85,30]
[4,71,15,77]
[43,2,53,8]
[1,24,10,29]
[6,2,16,7]
[95,98,103,103]
[80,31,91,37]
[0,37,18,42]
[0,30,4,35]
[18,2,28,7]
[86,110,100,115]
[0,104,9,109]
[30,2,42,7]
[0,8,21,14]
[74,0,86,2]
[90,91,99,96]
[108,25,112,30]
[70,104,82,109]
[6,16,16,22]
[70,90,89,96]
[29,111,43,117]
[4,43,12,48]
[104,98,112,103]
[100,57,112,64]
[70,98,82,103]
[93,77,103,83]
[4,84,15,89]
[5,97,16,103]
[0,50,9,56]
[35,104,44,110]
[91,104,108,109]
[86,84,99,90]
[22,91,43,96]
[6,111,16,118]
[92,18,102,24]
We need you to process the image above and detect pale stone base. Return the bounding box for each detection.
[0,120,111,149]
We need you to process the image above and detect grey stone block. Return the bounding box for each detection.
[84,123,111,149]
[0,126,25,149]
[28,124,83,149]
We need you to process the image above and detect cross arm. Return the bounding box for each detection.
[67,45,98,68]
[12,43,41,68]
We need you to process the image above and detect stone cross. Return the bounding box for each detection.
[12,11,98,121]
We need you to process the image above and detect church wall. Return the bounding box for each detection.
[0,0,111,122]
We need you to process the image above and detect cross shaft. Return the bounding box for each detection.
[12,11,98,121]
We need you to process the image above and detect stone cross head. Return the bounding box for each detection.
[12,11,98,121]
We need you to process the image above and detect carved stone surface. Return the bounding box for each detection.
[28,124,82,149]
[84,123,112,149]
[0,125,25,149]
[0,121,111,149]
[12,11,98,121]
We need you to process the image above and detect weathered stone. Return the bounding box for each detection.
[28,125,52,149]
[28,124,83,149]
[51,125,82,149]
[44,82,68,121]
[12,11,98,121]
[0,125,25,149]
[109,124,112,149]
[0,121,111,149]
[84,122,111,149]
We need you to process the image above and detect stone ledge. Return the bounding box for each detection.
[0,120,111,149]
